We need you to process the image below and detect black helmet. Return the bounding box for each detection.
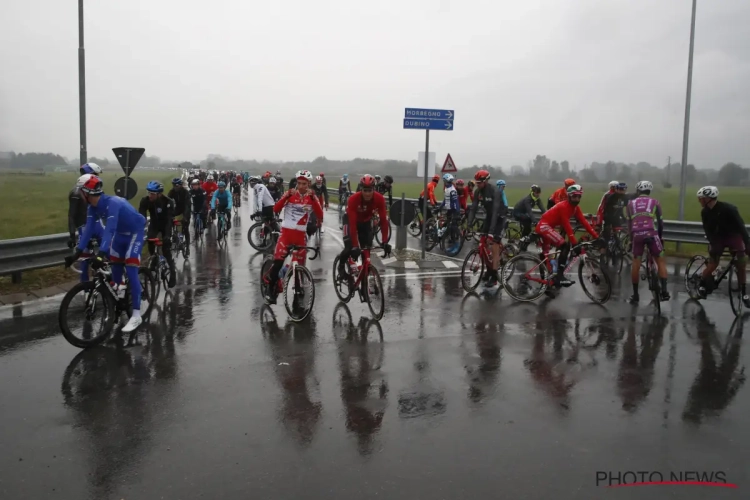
[531,184,541,193]
[384,175,393,184]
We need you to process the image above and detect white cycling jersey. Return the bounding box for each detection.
[253,183,275,212]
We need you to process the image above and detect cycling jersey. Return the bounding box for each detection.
[339,180,352,193]
[345,191,388,247]
[68,186,88,238]
[536,200,597,245]
[252,183,275,212]
[499,189,508,208]
[138,194,176,233]
[274,189,324,232]
[267,185,282,201]
[549,187,567,207]
[376,181,392,207]
[513,194,545,218]
[456,187,468,211]
[230,182,242,194]
[190,188,207,212]
[467,183,505,236]
[701,201,749,243]
[626,195,663,237]
[312,183,326,200]
[596,190,623,225]
[441,185,460,213]
[419,181,439,205]
[211,189,233,211]
[202,181,218,203]
[167,187,190,217]
[77,194,147,257]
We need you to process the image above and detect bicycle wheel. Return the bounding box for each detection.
[578,255,612,304]
[505,224,521,243]
[407,214,422,237]
[217,219,226,247]
[461,249,485,292]
[502,254,548,302]
[247,222,272,251]
[59,281,116,348]
[439,225,464,257]
[260,258,274,300]
[684,255,707,300]
[138,266,156,314]
[365,266,385,320]
[194,217,203,244]
[284,265,315,322]
[332,255,354,303]
[728,264,743,317]
[424,219,438,251]
[375,218,392,245]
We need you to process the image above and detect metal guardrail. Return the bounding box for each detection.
[0,188,744,281]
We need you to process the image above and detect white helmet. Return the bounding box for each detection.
[697,186,719,199]
[315,175,323,183]
[80,162,102,175]
[269,176,277,184]
[76,174,93,188]
[207,174,214,181]
[296,170,313,182]
[636,180,653,192]
[608,180,619,189]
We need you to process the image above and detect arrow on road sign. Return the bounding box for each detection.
[444,121,453,129]
[441,154,457,173]
[446,111,453,119]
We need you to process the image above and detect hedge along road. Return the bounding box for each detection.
[0,187,747,500]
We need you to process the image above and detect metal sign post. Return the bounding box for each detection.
[123,149,131,200]
[403,108,455,259]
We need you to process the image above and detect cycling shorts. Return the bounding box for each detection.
[708,235,747,262]
[631,232,663,258]
[273,229,307,262]
[536,223,565,253]
[343,222,374,249]
[109,230,145,266]
[480,216,505,239]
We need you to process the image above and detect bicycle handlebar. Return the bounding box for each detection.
[286,245,320,261]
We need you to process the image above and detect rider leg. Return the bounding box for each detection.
[182,213,191,246]
[225,208,232,230]
[519,215,532,237]
[649,237,670,299]
[162,234,176,288]
[111,231,144,332]
[629,236,644,302]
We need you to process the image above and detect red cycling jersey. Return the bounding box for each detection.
[549,186,568,206]
[537,200,598,245]
[457,187,468,211]
[202,181,218,204]
[346,191,389,247]
[419,181,438,205]
[273,188,324,232]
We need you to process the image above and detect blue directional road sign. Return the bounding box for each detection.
[403,118,454,130]
[404,108,454,120]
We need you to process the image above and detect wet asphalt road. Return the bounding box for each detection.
[0,190,748,500]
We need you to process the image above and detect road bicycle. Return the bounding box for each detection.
[332,245,390,320]
[260,244,320,322]
[146,237,176,299]
[438,214,464,257]
[684,251,744,317]
[640,237,664,314]
[247,214,280,252]
[460,234,516,292]
[216,210,229,247]
[372,211,392,246]
[502,237,611,304]
[58,258,155,348]
[232,193,241,214]
[170,219,189,259]
[338,191,351,228]
[192,210,205,244]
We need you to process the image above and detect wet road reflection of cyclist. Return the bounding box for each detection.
[333,304,388,456]
[461,321,502,404]
[682,304,747,425]
[617,317,667,413]
[260,306,322,448]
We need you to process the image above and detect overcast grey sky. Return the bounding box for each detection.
[1,0,748,169]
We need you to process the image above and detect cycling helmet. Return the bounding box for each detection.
[296,170,313,182]
[76,174,93,188]
[455,179,465,187]
[636,180,653,193]
[315,175,323,184]
[697,186,719,199]
[566,184,583,196]
[531,184,541,193]
[190,179,200,186]
[443,173,454,183]
[217,181,226,188]
[384,175,393,184]
[269,177,277,184]
[564,178,575,187]
[146,181,164,193]
[172,178,183,185]
[616,182,627,190]
[496,179,506,187]
[608,180,618,189]
[320,172,325,177]
[276,170,282,175]
[80,175,103,195]
[207,174,214,181]
[342,174,349,180]
[467,180,476,187]
[375,175,382,182]
[431,174,440,183]
[360,174,377,188]
[249,176,260,184]
[474,170,491,182]
[80,162,102,175]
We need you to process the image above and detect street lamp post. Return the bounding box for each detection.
[677,0,697,223]
[78,0,87,167]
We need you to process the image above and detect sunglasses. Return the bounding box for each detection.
[361,188,374,193]
[569,194,582,199]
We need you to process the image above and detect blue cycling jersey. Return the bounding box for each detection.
[441,185,460,212]
[77,194,146,254]
[211,189,233,210]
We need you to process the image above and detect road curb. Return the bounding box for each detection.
[0,280,77,306]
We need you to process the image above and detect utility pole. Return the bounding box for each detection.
[667,156,671,183]
[78,0,88,167]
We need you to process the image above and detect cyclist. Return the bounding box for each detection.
[696,186,750,306]
[466,170,506,287]
[496,180,509,208]
[455,179,468,211]
[189,178,207,235]
[418,174,440,224]
[466,180,476,204]
[536,184,599,288]
[210,181,233,231]
[337,174,391,289]
[626,181,669,304]
[320,172,327,190]
[230,176,242,208]
[66,175,147,333]
[68,174,104,282]
[139,181,177,288]
[267,177,282,201]
[275,170,285,191]
[440,174,461,253]
[374,175,393,208]
[79,162,102,176]
[202,174,218,223]
[596,181,628,264]
[311,176,328,228]
[250,176,279,232]
[262,171,272,186]
[168,178,191,254]
[513,184,546,237]
[548,178,576,209]
[339,174,352,197]
[263,170,323,304]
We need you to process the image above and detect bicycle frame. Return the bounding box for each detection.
[523,243,591,286]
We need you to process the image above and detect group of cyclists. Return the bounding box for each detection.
[63,159,750,330]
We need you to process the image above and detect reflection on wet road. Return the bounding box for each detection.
[0,191,748,499]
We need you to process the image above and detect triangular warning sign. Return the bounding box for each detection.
[112,147,145,177]
[441,153,457,173]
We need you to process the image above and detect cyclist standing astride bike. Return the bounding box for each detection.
[536,184,599,288]
[168,178,191,253]
[440,174,461,253]
[455,179,468,211]
[596,181,627,263]
[696,186,750,306]
[250,176,278,232]
[210,181,233,231]
[267,177,282,202]
[548,178,576,209]
[189,179,207,235]
[338,175,391,288]
[230,177,242,208]
[66,175,147,333]
[513,184,546,237]
[139,181,177,288]
[466,169,506,287]
[626,181,669,303]
[312,176,328,233]
[376,175,393,208]
[263,170,323,304]
[418,174,440,224]
[275,170,285,191]
[202,175,218,224]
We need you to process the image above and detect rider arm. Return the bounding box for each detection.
[487,188,504,235]
[311,194,323,225]
[466,190,480,226]
[164,198,175,239]
[727,204,750,243]
[376,195,389,243]
[574,206,598,240]
[655,202,664,239]
[100,201,120,253]
[75,207,97,252]
[346,194,360,247]
[226,191,233,210]
[210,190,218,210]
[68,192,81,238]
[428,183,437,205]
[595,192,609,226]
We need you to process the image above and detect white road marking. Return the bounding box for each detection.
[442,261,459,268]
[403,261,419,269]
[381,270,463,279]
[381,257,398,265]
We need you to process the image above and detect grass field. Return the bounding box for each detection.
[0,170,177,239]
